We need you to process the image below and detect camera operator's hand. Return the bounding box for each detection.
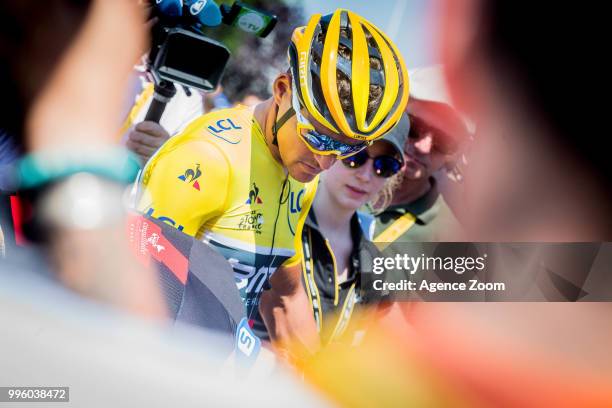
[127,121,170,164]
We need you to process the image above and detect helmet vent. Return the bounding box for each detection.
[361,25,385,124]
[337,18,358,129]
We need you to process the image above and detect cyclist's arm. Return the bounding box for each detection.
[259,263,320,364]
[137,140,230,236]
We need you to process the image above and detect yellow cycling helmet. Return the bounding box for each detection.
[288,9,409,141]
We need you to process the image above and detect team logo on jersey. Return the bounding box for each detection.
[178,163,202,191]
[245,183,263,204]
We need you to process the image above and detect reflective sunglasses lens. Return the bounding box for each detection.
[301,131,326,150]
[303,131,350,156]
[342,150,369,168]
[301,125,368,158]
[339,143,368,158]
[373,156,401,178]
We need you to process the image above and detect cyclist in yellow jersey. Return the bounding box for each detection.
[138,105,319,335]
[135,9,409,358]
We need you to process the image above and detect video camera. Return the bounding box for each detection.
[145,0,277,122]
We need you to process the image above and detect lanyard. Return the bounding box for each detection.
[330,282,357,342]
[373,212,416,250]
[301,228,359,342]
[302,228,323,332]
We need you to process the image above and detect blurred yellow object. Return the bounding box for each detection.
[299,303,612,407]
[301,307,476,407]
[118,82,155,140]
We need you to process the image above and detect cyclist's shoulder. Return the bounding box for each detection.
[177,105,255,146]
[152,105,255,159]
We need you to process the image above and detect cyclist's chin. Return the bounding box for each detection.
[288,162,319,183]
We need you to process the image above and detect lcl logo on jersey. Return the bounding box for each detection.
[206,118,243,144]
[286,187,305,235]
[178,163,202,191]
[289,189,304,213]
[208,118,242,133]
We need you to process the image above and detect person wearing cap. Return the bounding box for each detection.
[298,125,407,346]
[373,99,468,244]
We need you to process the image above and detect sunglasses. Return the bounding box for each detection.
[408,120,459,155]
[291,82,370,159]
[341,149,402,178]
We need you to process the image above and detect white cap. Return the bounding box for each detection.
[408,65,451,104]
[409,65,475,133]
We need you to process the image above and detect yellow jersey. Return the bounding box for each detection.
[137,105,317,322]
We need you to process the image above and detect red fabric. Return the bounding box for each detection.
[10,195,26,246]
[127,214,189,284]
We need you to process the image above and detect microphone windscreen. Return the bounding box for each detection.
[155,0,183,17]
[185,0,222,27]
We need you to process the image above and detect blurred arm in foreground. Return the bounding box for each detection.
[260,263,321,366]
[1,0,165,319]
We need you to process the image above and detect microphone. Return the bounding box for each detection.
[184,0,222,27]
[155,0,183,17]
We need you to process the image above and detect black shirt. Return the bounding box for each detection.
[300,209,385,344]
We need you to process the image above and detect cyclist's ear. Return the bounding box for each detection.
[272,72,292,107]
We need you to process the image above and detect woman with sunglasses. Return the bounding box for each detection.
[299,118,408,345]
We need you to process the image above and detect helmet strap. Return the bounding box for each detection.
[272,105,295,146]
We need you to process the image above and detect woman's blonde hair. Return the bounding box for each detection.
[368,170,404,215]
